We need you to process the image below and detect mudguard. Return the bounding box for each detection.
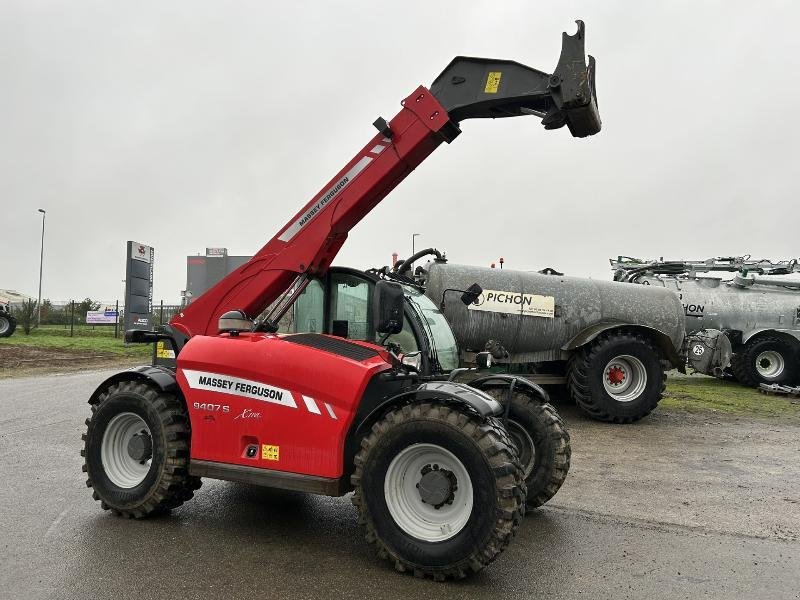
[563,322,682,367]
[350,380,503,440]
[88,365,178,405]
[468,374,551,403]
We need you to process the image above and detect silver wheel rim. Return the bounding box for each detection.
[755,350,785,379]
[506,419,535,479]
[0,316,9,335]
[384,443,473,542]
[602,355,648,402]
[101,412,153,488]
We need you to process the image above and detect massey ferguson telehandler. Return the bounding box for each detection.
[82,22,600,579]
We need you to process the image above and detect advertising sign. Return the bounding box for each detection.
[86,310,119,325]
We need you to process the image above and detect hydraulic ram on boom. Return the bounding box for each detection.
[154,21,600,350]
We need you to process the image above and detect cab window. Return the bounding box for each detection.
[291,279,324,333]
[329,273,373,341]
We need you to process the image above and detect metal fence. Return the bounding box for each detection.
[9,299,182,337]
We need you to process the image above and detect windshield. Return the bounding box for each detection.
[403,284,459,372]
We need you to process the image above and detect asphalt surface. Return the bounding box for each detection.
[1,370,799,599]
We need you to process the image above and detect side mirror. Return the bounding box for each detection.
[218,310,254,336]
[460,283,483,306]
[374,281,404,334]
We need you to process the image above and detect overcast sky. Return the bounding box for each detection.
[1,1,798,303]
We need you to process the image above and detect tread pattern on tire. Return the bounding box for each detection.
[350,402,525,581]
[483,389,571,509]
[731,336,798,388]
[514,396,571,509]
[81,380,201,518]
[567,330,665,424]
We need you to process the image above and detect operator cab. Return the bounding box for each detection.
[285,267,459,375]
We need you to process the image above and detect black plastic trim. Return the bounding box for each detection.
[88,365,177,405]
[284,333,380,361]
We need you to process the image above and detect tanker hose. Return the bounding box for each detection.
[394,248,445,275]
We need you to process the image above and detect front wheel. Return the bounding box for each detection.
[731,337,798,387]
[568,331,665,423]
[81,380,201,518]
[351,403,525,580]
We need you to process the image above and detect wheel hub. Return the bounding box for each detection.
[755,350,785,379]
[384,443,474,542]
[127,431,153,463]
[100,412,153,488]
[416,464,457,509]
[602,355,648,402]
[607,365,626,385]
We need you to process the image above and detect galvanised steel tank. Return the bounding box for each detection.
[623,272,800,386]
[418,260,696,423]
[423,261,686,365]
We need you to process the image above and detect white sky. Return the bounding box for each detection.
[1,1,798,302]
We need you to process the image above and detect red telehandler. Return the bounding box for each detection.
[82,22,600,579]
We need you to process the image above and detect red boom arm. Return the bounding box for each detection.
[171,88,454,338]
[167,21,601,343]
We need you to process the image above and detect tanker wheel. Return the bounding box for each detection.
[567,331,665,423]
[351,402,525,580]
[81,380,202,518]
[483,389,571,509]
[0,314,15,337]
[731,337,799,387]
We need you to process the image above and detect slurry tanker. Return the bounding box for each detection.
[612,256,800,387]
[408,254,729,423]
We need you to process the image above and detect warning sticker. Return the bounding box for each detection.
[262,444,280,461]
[484,71,502,94]
[468,289,555,318]
[156,340,175,359]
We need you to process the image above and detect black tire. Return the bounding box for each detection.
[730,337,799,387]
[567,331,665,423]
[81,380,201,518]
[351,402,525,580]
[0,313,15,338]
[483,389,571,509]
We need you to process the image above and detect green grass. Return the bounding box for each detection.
[0,325,151,357]
[662,374,800,419]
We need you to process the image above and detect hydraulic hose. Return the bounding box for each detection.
[394,248,445,276]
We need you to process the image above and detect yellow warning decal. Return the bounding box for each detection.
[155,340,175,359]
[484,71,502,94]
[262,444,279,461]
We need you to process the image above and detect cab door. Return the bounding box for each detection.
[290,270,422,357]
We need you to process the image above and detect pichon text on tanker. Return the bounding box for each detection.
[469,289,556,318]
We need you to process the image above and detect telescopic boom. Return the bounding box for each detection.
[167,21,600,346]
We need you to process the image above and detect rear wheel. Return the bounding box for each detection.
[81,380,201,518]
[568,331,665,423]
[0,313,15,337]
[351,403,525,580]
[731,337,798,387]
[484,389,571,509]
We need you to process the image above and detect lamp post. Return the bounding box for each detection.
[37,209,46,326]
